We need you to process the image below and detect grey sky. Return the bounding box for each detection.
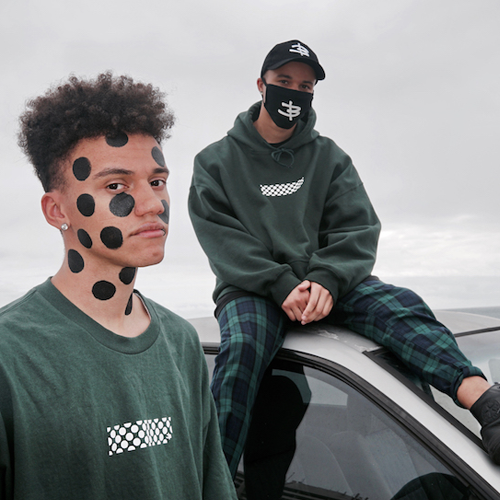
[1,0,499,313]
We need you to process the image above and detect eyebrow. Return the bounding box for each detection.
[93,166,169,179]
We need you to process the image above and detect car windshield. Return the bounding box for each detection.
[373,328,500,438]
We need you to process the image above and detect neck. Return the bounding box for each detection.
[51,259,149,338]
[253,102,296,144]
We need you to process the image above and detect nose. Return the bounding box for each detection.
[134,184,165,217]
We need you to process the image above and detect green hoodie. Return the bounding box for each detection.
[189,102,381,306]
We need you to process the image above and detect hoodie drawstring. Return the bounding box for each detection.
[271,148,295,168]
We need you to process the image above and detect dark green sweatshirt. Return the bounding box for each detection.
[189,102,381,306]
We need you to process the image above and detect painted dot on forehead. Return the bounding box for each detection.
[77,194,95,217]
[106,131,129,148]
[119,267,136,285]
[68,249,84,273]
[151,146,166,167]
[100,226,123,249]
[109,192,135,217]
[77,229,93,249]
[125,294,133,316]
[158,199,169,225]
[73,157,91,181]
[92,281,116,301]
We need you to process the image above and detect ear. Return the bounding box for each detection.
[257,77,265,97]
[41,191,68,230]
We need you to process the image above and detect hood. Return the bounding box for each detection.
[227,102,320,167]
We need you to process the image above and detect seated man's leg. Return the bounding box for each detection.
[332,276,484,404]
[211,296,287,477]
[332,277,500,464]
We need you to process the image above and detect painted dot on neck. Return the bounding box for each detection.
[125,294,133,315]
[151,146,166,167]
[119,267,136,285]
[68,249,84,273]
[77,194,95,217]
[73,157,91,181]
[92,281,116,300]
[106,132,129,148]
[109,192,135,217]
[100,226,123,249]
[77,229,93,249]
[158,199,169,224]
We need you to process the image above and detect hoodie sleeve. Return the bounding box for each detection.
[305,159,381,302]
[189,153,301,305]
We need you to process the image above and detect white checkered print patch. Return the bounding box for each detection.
[260,177,304,197]
[107,417,172,456]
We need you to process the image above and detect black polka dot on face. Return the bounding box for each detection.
[92,281,116,300]
[109,192,135,217]
[151,146,166,167]
[77,194,95,217]
[68,249,84,273]
[125,294,133,316]
[100,226,123,249]
[77,229,93,249]
[119,267,136,285]
[106,132,129,148]
[158,199,169,224]
[73,157,91,181]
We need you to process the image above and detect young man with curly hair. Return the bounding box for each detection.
[0,73,236,499]
[189,40,500,476]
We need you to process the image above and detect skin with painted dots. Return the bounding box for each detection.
[72,157,92,181]
[56,132,169,318]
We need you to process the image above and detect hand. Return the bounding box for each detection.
[300,282,333,325]
[281,281,311,322]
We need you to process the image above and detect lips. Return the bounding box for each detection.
[132,222,167,238]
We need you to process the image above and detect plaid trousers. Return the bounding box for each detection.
[211,276,484,477]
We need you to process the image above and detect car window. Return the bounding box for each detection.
[205,352,481,500]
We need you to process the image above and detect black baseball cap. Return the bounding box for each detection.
[260,40,326,81]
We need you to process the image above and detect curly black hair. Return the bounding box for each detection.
[18,72,175,192]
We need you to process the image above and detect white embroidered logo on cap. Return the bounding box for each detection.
[278,100,301,121]
[289,43,309,57]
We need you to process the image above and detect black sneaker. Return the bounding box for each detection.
[470,384,500,464]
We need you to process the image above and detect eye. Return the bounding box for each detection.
[151,179,167,188]
[107,182,125,191]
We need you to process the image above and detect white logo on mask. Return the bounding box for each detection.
[289,43,309,57]
[278,100,301,121]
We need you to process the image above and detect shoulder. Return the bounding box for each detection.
[144,298,201,346]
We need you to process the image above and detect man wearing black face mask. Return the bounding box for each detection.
[189,40,499,478]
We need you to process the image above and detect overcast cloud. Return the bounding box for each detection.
[0,0,499,315]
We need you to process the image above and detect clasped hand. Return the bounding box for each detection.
[281,281,333,325]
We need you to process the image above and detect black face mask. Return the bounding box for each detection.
[263,82,314,129]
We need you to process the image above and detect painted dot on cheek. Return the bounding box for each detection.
[77,229,93,249]
[77,194,95,217]
[158,199,169,224]
[100,226,123,249]
[92,281,116,301]
[119,267,136,285]
[109,192,135,217]
[151,146,166,167]
[68,249,84,273]
[125,294,133,316]
[106,132,129,148]
[72,157,91,181]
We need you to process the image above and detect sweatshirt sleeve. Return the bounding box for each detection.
[305,158,381,302]
[189,153,301,305]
